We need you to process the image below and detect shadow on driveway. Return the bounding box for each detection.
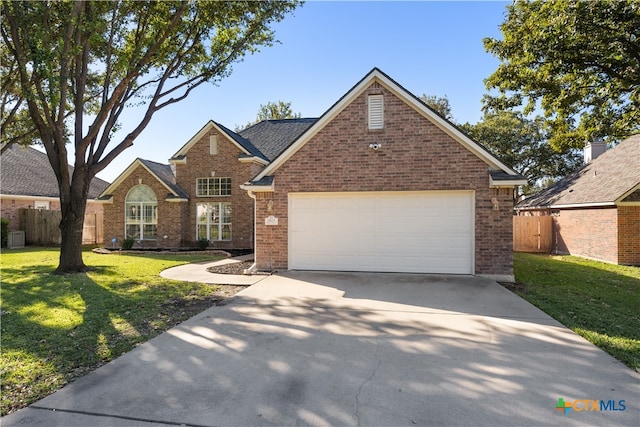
[3,272,639,427]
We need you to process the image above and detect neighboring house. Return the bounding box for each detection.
[516,135,640,266]
[0,144,109,232]
[101,68,527,280]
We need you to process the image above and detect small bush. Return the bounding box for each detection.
[196,238,209,250]
[121,238,135,250]
[1,218,9,248]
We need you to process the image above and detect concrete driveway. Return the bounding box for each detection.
[3,272,638,426]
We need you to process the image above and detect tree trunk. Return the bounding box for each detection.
[54,173,90,274]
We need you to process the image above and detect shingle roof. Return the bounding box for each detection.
[517,134,640,208]
[215,122,269,161]
[238,118,318,161]
[137,158,189,199]
[0,145,110,199]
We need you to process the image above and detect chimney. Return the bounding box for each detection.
[584,138,607,164]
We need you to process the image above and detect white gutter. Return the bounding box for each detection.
[243,190,258,275]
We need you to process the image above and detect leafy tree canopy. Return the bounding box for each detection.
[460,111,582,195]
[419,94,453,121]
[483,0,640,151]
[1,0,301,272]
[239,100,301,130]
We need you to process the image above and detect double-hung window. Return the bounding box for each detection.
[197,202,232,241]
[125,185,157,240]
[196,177,231,197]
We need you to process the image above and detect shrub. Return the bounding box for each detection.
[1,218,8,248]
[196,238,209,250]
[121,238,135,250]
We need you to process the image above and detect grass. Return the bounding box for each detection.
[0,247,228,416]
[511,253,640,372]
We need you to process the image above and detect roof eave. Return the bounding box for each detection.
[489,176,528,188]
[238,155,269,166]
[251,68,523,182]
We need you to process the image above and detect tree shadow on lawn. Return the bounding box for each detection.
[0,264,221,415]
[512,254,640,369]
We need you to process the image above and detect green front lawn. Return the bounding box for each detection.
[512,253,640,371]
[0,248,225,416]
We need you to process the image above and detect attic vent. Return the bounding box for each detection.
[368,94,384,130]
[210,135,218,155]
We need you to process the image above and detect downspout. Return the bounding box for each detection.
[243,189,258,275]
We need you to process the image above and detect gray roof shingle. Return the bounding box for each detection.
[238,118,317,161]
[1,145,110,199]
[138,158,189,199]
[517,134,640,208]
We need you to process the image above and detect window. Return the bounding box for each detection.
[125,185,157,240]
[368,94,384,130]
[196,177,231,197]
[197,202,231,241]
[34,201,50,210]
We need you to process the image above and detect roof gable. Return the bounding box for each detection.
[170,120,267,163]
[518,134,640,208]
[250,68,523,183]
[99,158,188,201]
[0,145,109,199]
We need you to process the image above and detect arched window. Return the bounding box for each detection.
[125,185,157,240]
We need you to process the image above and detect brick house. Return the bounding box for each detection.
[100,68,527,280]
[0,145,109,233]
[99,119,316,250]
[516,135,640,266]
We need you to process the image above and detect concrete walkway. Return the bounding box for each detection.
[160,253,268,286]
[3,272,639,426]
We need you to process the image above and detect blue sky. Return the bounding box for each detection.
[97,1,509,182]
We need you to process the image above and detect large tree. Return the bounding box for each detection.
[238,100,301,130]
[1,0,300,273]
[460,111,582,195]
[419,94,453,122]
[484,0,640,150]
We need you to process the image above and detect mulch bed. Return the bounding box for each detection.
[206,260,255,275]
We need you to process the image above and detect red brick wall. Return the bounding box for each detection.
[618,206,640,266]
[173,129,255,249]
[103,165,185,248]
[253,83,515,276]
[552,207,618,263]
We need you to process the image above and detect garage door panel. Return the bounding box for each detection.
[289,191,474,274]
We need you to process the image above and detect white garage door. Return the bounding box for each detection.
[289,191,474,274]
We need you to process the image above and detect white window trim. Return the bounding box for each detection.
[125,185,158,240]
[196,177,231,197]
[196,202,232,241]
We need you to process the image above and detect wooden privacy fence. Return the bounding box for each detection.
[513,216,552,253]
[19,209,103,246]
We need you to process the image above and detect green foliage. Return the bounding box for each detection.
[513,253,640,371]
[0,248,223,415]
[484,0,640,150]
[196,238,210,250]
[420,94,453,121]
[1,0,301,271]
[1,217,9,248]
[239,100,302,130]
[121,238,134,250]
[460,111,582,194]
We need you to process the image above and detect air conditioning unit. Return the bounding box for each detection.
[8,231,25,249]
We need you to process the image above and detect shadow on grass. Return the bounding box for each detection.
[0,262,219,415]
[512,253,640,370]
